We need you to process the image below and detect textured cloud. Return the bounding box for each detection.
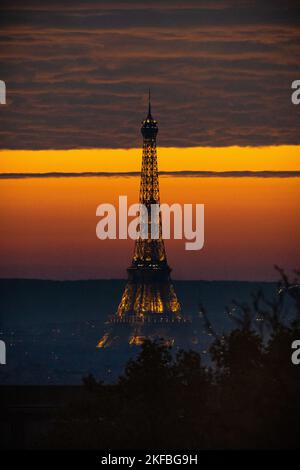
[0,0,300,149]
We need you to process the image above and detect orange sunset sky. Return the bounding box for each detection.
[0,1,300,280]
[1,146,300,174]
[0,145,300,281]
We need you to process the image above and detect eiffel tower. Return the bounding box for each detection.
[98,92,187,348]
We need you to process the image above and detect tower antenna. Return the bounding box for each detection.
[148,88,151,117]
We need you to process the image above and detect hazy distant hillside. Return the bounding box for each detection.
[0,279,278,385]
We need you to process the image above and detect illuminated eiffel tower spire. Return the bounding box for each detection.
[116,93,181,318]
[132,90,166,267]
[97,93,183,348]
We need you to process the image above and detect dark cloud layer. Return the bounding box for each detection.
[0,0,300,149]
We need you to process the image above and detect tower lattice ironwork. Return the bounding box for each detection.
[98,93,184,348]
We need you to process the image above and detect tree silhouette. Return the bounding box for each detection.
[36,268,300,449]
